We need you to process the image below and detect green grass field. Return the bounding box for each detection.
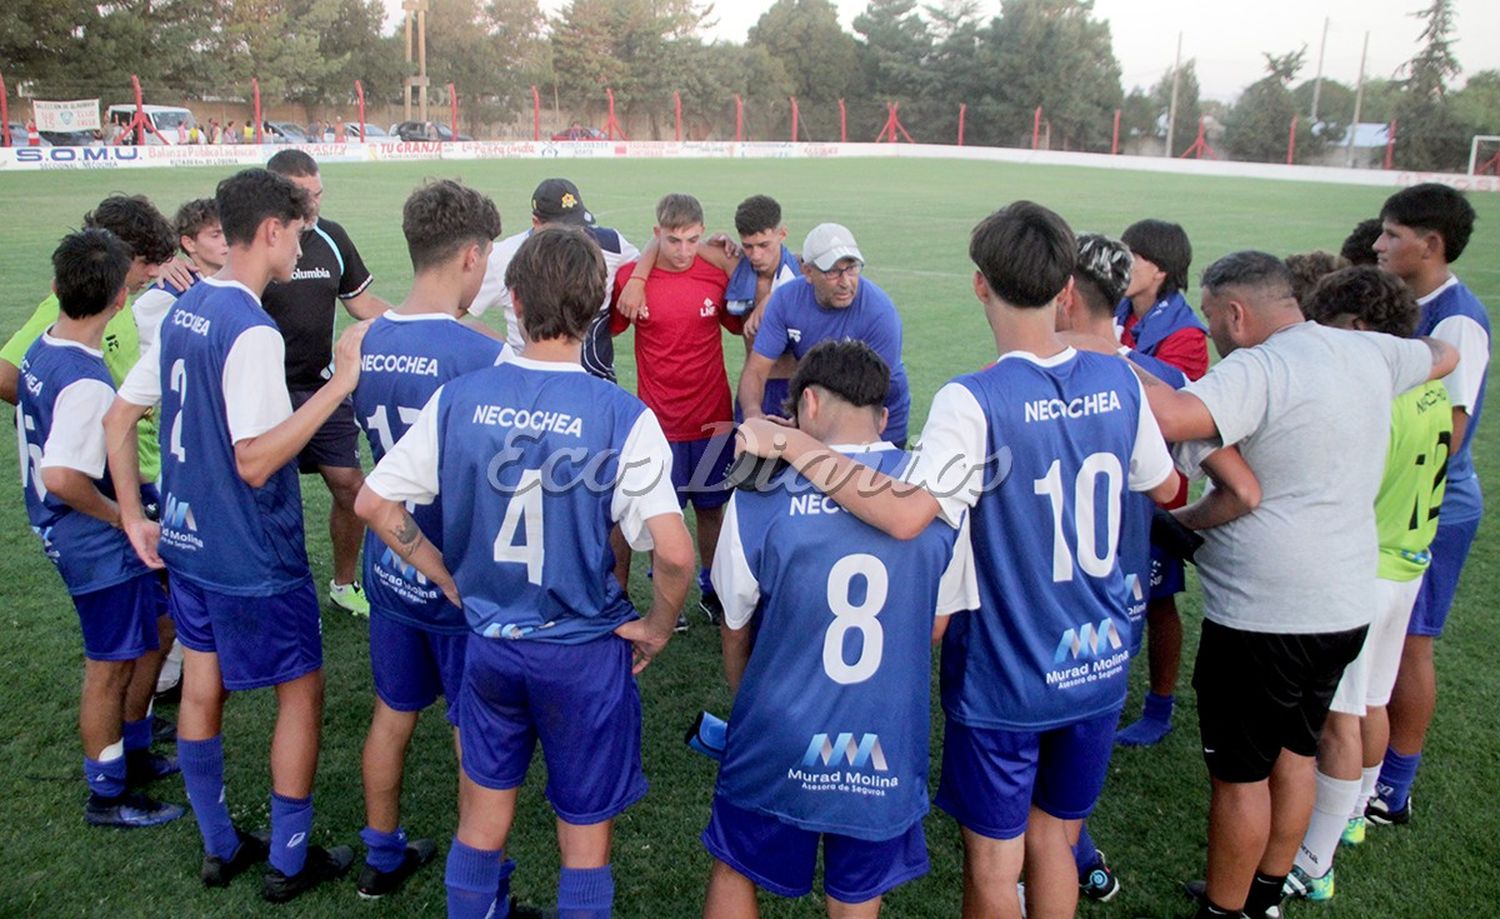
[0,158,1495,918]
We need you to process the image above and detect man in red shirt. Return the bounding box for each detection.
[612,194,742,630]
[1114,218,1212,748]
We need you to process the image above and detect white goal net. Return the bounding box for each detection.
[1469,135,1500,176]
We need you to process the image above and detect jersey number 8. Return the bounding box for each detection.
[823,554,889,685]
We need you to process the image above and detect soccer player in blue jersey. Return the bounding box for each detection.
[351,179,512,898]
[704,339,973,919]
[737,201,1180,919]
[1372,183,1490,827]
[357,227,693,919]
[17,228,185,830]
[104,168,371,901]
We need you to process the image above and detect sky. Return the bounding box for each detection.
[380,0,1500,102]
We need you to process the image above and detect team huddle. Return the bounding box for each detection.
[6,149,1489,919]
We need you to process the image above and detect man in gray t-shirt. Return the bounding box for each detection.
[1140,251,1457,919]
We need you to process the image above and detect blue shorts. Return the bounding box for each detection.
[459,633,646,824]
[370,610,466,725]
[1148,546,1184,600]
[1407,516,1480,638]
[935,710,1121,840]
[702,797,928,903]
[169,577,322,691]
[733,378,794,423]
[74,572,166,662]
[669,432,734,510]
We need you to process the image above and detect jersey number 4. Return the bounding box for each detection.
[492,469,544,585]
[1033,453,1123,583]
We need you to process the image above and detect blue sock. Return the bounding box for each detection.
[178,735,239,859]
[122,717,152,753]
[558,865,614,919]
[85,748,127,799]
[1116,692,1174,746]
[361,825,408,873]
[446,838,501,919]
[270,792,314,876]
[697,567,714,597]
[1377,748,1422,810]
[1073,823,1100,878]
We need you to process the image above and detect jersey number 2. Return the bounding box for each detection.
[168,358,187,463]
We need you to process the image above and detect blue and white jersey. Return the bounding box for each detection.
[353,311,509,633]
[363,355,681,643]
[1119,348,1186,638]
[118,277,310,596]
[1417,276,1489,524]
[711,444,974,840]
[132,271,199,359]
[17,333,149,595]
[910,348,1174,731]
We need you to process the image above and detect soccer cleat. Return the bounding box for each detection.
[1341,815,1366,846]
[1079,850,1121,902]
[1284,865,1334,902]
[674,612,689,634]
[201,828,271,887]
[506,899,557,919]
[262,844,355,903]
[151,714,177,745]
[1183,879,1282,919]
[356,837,437,898]
[126,750,180,787]
[84,792,185,829]
[1365,793,1412,826]
[699,591,724,626]
[329,580,370,617]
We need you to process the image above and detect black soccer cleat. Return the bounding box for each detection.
[1366,793,1412,826]
[262,844,355,903]
[698,591,724,626]
[355,838,438,899]
[125,750,180,787]
[201,827,271,887]
[84,791,184,829]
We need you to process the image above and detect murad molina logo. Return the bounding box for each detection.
[802,732,888,772]
[380,546,429,585]
[1053,618,1122,665]
[162,493,197,531]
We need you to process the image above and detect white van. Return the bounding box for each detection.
[106,105,197,144]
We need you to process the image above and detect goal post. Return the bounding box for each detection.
[1469,135,1500,176]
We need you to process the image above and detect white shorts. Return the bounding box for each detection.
[1330,577,1423,716]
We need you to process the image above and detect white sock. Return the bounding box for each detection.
[1296,770,1361,878]
[1353,764,1381,819]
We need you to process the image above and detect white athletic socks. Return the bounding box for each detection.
[1296,770,1362,878]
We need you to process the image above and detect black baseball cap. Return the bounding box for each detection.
[531,178,595,227]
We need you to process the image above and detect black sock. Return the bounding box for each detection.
[1194,897,1238,919]
[1244,871,1287,917]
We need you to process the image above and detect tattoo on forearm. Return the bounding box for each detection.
[392,511,425,558]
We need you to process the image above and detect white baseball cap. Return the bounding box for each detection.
[802,223,864,271]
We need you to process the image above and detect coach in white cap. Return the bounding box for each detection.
[737,222,913,445]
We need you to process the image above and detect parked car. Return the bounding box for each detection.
[550,125,608,141]
[263,121,310,144]
[40,130,100,147]
[390,121,472,142]
[105,104,195,144]
[329,122,389,141]
[4,122,49,145]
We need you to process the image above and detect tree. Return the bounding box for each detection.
[1451,69,1500,135]
[968,0,1123,151]
[916,0,983,142]
[1392,0,1467,171]
[423,0,549,131]
[747,0,860,109]
[551,0,709,126]
[1292,77,1354,147]
[853,0,934,104]
[1222,48,1306,163]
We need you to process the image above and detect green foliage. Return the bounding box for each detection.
[422,0,549,131]
[748,0,860,108]
[1451,70,1500,135]
[1392,0,1468,171]
[1223,49,1306,163]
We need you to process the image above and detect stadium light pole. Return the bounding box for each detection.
[1346,31,1368,167]
[403,0,430,124]
[1310,16,1328,121]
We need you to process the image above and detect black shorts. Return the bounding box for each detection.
[289,387,361,472]
[1193,618,1367,783]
